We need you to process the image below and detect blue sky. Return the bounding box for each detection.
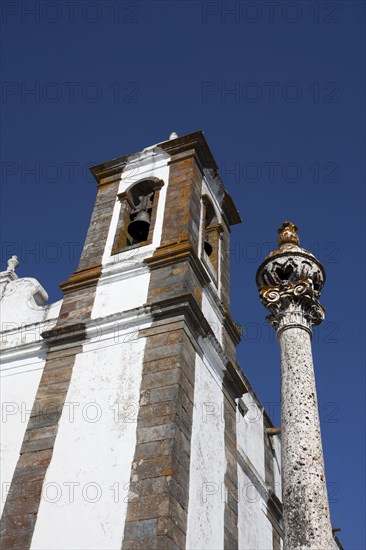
[1,1,365,547]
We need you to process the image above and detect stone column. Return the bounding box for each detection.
[256,222,334,550]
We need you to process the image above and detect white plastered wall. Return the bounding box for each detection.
[0,348,47,516]
[186,353,227,550]
[30,320,150,550]
[237,467,273,550]
[272,434,282,500]
[237,393,265,481]
[236,393,277,550]
[0,277,61,516]
[202,289,223,345]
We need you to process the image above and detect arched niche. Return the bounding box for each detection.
[112,178,164,254]
[201,195,223,282]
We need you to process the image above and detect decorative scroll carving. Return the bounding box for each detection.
[260,278,325,332]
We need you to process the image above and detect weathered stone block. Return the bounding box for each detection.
[126,493,170,521]
[149,385,179,404]
[136,423,176,444]
[124,519,157,540]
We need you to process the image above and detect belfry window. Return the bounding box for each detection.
[201,197,222,282]
[112,179,163,254]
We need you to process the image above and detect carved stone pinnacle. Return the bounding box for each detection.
[256,222,326,334]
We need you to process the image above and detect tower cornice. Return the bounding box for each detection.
[89,131,215,185]
[89,131,241,226]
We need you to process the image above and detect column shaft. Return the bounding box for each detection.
[279,326,333,550]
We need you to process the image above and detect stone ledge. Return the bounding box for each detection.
[59,265,101,293]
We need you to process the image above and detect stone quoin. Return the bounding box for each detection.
[0,132,341,550]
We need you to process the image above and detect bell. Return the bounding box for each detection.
[204,238,213,257]
[128,210,151,242]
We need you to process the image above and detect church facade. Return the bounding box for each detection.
[0,132,340,549]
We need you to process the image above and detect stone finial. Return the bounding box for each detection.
[0,255,20,297]
[277,221,300,247]
[7,255,19,273]
[169,132,178,140]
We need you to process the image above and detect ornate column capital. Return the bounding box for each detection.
[256,222,326,335]
[260,277,325,335]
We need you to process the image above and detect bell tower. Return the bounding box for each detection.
[2,131,257,550]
